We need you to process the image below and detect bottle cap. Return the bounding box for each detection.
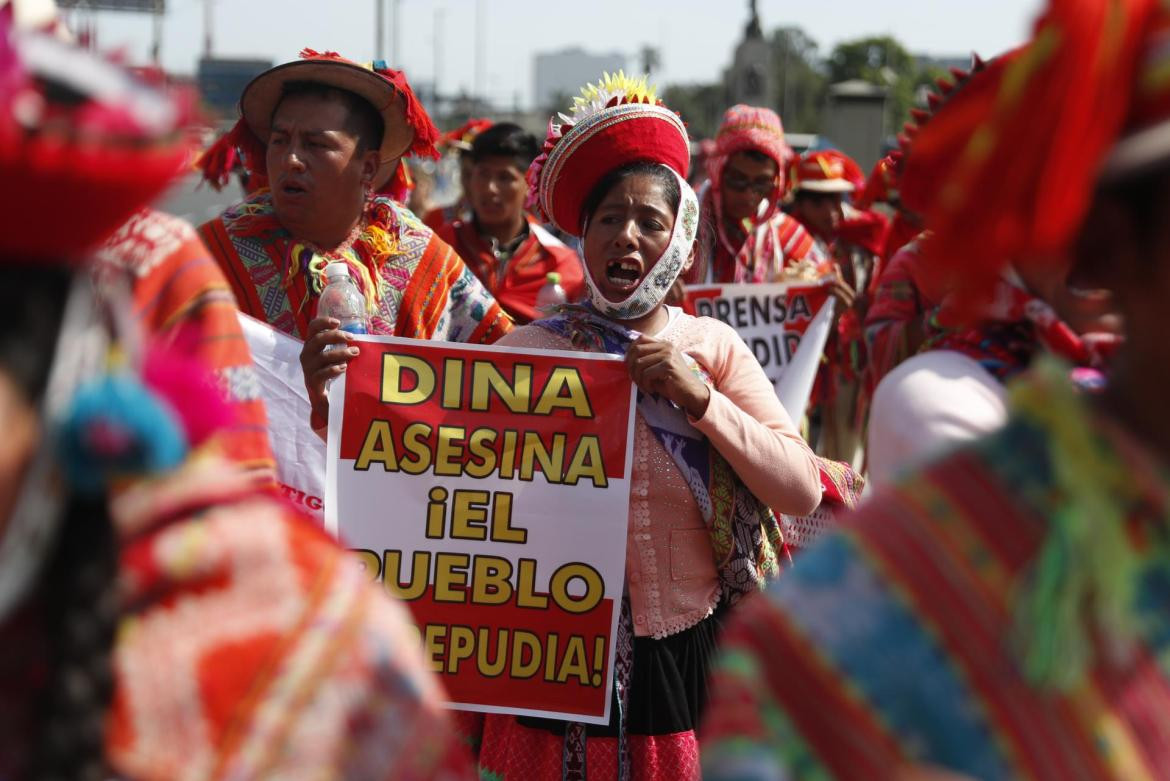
[545,271,561,285]
[324,262,351,280]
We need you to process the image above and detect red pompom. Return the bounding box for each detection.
[196,118,267,191]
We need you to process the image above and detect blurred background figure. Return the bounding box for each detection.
[422,117,493,233]
[786,148,872,465]
[406,156,438,217]
[436,122,584,322]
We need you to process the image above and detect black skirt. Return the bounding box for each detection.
[517,604,724,737]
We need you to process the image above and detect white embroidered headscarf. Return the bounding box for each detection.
[580,166,699,320]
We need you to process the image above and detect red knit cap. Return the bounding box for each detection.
[704,104,791,193]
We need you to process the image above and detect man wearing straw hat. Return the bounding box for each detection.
[197,49,512,431]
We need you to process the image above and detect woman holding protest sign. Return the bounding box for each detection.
[458,72,823,779]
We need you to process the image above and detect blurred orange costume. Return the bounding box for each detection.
[93,209,275,476]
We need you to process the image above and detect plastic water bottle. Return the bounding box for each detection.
[317,262,369,348]
[535,271,567,313]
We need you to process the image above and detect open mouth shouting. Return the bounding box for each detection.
[604,256,645,293]
[279,178,309,199]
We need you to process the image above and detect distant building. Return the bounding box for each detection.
[197,57,272,116]
[823,80,887,172]
[533,47,627,111]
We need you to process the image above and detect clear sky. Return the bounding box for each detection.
[79,0,1043,109]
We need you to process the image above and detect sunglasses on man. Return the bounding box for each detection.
[722,173,776,195]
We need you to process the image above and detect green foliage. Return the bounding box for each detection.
[771,27,827,132]
[827,35,916,84]
[663,83,728,140]
[662,28,944,142]
[542,90,572,118]
[826,35,925,134]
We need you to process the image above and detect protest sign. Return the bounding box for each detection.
[326,337,636,724]
[684,281,833,386]
[774,297,835,424]
[237,313,326,518]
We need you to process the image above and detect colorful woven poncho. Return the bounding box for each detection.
[93,209,276,476]
[198,189,511,345]
[685,105,825,285]
[0,455,475,778]
[701,360,1170,779]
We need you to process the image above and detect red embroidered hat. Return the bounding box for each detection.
[527,71,690,237]
[0,24,193,261]
[199,48,439,191]
[788,150,863,195]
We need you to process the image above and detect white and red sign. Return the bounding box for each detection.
[326,337,636,724]
[237,313,326,518]
[684,281,835,421]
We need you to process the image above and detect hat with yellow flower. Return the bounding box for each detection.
[527,70,690,237]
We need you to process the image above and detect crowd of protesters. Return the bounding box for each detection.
[0,0,1164,778]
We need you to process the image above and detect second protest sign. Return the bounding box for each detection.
[684,281,832,385]
[326,336,636,724]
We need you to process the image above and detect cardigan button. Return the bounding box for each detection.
[634,614,646,626]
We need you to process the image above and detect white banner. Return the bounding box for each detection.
[237,313,326,519]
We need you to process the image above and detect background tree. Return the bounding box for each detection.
[826,35,918,133]
[662,82,727,140]
[541,89,572,120]
[771,26,827,132]
[912,62,952,118]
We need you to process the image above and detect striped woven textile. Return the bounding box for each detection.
[0,455,475,778]
[702,368,1170,780]
[863,238,935,396]
[198,191,512,345]
[687,185,826,285]
[94,209,275,475]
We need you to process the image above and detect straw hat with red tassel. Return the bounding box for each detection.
[197,49,440,197]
